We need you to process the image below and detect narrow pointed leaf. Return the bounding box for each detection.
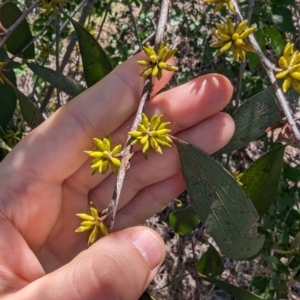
[4,76,44,128]
[199,276,264,300]
[175,140,264,260]
[0,49,17,127]
[240,145,285,215]
[264,26,284,56]
[66,15,113,87]
[138,292,152,300]
[169,207,200,236]
[197,244,224,277]
[27,62,85,97]
[0,2,35,59]
[14,88,44,129]
[219,86,281,153]
[0,147,9,162]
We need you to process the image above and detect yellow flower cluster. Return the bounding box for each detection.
[137,42,178,80]
[85,137,122,174]
[128,113,173,158]
[275,43,300,94]
[75,202,108,245]
[210,19,255,61]
[204,0,235,13]
[38,0,66,15]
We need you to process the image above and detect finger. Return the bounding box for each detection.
[70,73,233,192]
[114,113,235,229]
[4,53,174,183]
[13,227,165,300]
[89,112,235,212]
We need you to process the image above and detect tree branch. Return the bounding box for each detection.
[105,0,170,231]
[231,0,300,141]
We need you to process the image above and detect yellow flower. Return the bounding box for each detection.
[128,113,173,158]
[85,136,122,174]
[204,0,235,12]
[37,40,54,60]
[210,19,255,61]
[275,43,300,94]
[38,0,66,15]
[137,41,178,80]
[75,202,108,245]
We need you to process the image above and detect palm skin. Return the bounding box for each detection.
[0,53,234,299]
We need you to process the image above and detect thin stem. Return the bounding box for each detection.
[28,0,87,100]
[235,0,254,108]
[154,0,169,51]
[41,0,94,111]
[231,0,300,142]
[96,0,113,42]
[125,0,142,51]
[0,0,42,48]
[106,0,170,231]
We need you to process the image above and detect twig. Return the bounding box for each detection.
[235,0,255,108]
[41,0,94,111]
[25,0,87,101]
[231,0,300,142]
[0,0,42,49]
[96,0,113,42]
[125,0,142,51]
[105,0,170,231]
[154,0,169,51]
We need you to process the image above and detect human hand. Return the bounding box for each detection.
[0,53,234,299]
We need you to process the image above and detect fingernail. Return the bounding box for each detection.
[131,229,165,270]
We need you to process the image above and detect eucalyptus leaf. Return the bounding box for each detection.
[175,140,264,260]
[27,62,85,97]
[14,88,44,129]
[200,276,265,300]
[66,15,113,87]
[0,49,17,127]
[197,244,224,277]
[264,26,284,56]
[3,76,44,128]
[240,145,285,215]
[169,207,200,236]
[0,2,35,59]
[219,86,282,153]
[0,147,9,162]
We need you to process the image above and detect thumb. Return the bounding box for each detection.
[14,227,165,300]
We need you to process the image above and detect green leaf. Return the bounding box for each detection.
[0,147,9,162]
[66,15,113,87]
[157,274,189,289]
[263,255,289,273]
[3,75,44,128]
[138,292,152,300]
[200,276,265,300]
[0,49,17,127]
[175,140,264,260]
[219,86,282,153]
[0,2,35,59]
[271,6,296,33]
[169,207,200,236]
[197,244,224,277]
[240,145,285,215]
[14,88,44,129]
[263,26,284,56]
[27,62,85,98]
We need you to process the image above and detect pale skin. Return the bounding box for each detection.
[0,53,234,299]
